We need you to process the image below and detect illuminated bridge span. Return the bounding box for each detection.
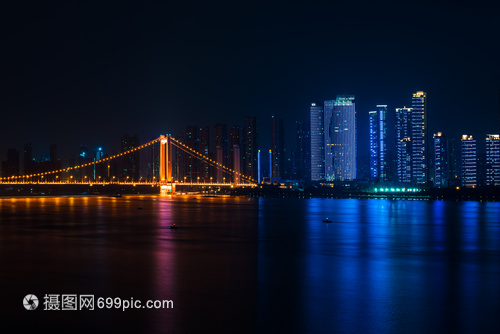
[0,135,257,193]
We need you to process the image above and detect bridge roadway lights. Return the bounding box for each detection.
[160,182,175,195]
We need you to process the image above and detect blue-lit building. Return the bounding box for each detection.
[369,111,378,180]
[369,105,387,182]
[433,132,448,188]
[486,134,500,186]
[324,95,356,181]
[411,91,428,185]
[461,135,477,187]
[396,107,412,183]
[310,102,324,181]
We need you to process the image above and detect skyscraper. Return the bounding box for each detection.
[121,134,140,181]
[396,107,412,183]
[310,102,324,181]
[447,139,459,182]
[461,135,477,187]
[368,105,388,182]
[369,111,378,180]
[214,123,229,169]
[24,143,33,174]
[295,120,310,181]
[433,132,448,188]
[486,134,500,186]
[1,148,20,178]
[243,116,258,180]
[185,126,199,182]
[411,91,428,185]
[199,126,210,181]
[229,125,240,172]
[324,95,356,181]
[271,116,285,178]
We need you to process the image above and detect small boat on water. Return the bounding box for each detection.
[323,218,332,223]
[170,224,178,229]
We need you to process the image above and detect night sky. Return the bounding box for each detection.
[2,0,499,163]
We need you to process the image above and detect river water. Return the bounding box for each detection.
[1,196,499,333]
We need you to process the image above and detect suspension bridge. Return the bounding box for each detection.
[0,135,257,194]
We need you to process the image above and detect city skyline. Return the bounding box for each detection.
[3,97,500,185]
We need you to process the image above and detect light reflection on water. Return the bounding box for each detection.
[258,198,500,333]
[1,196,499,333]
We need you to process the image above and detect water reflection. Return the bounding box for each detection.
[0,195,258,334]
[258,198,500,333]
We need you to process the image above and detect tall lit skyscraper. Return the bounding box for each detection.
[461,135,477,187]
[369,105,387,182]
[369,111,378,180]
[486,134,500,186]
[411,91,428,185]
[324,95,356,181]
[310,102,324,181]
[433,132,448,188]
[396,107,412,183]
[271,115,285,178]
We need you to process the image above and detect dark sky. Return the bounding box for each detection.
[1,0,499,163]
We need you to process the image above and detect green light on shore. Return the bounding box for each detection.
[373,187,420,193]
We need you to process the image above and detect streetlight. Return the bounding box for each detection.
[197,176,200,184]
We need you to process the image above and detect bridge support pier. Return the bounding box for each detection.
[160,135,174,194]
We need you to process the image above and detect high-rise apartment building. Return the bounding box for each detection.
[229,125,240,172]
[310,103,324,181]
[396,107,412,183]
[185,126,199,182]
[486,134,500,186]
[271,116,285,178]
[1,148,20,177]
[199,126,210,181]
[214,123,229,171]
[295,120,310,181]
[369,105,387,182]
[324,95,356,181]
[121,134,140,181]
[433,132,448,188]
[411,91,428,185]
[461,135,477,187]
[24,143,33,174]
[243,116,258,180]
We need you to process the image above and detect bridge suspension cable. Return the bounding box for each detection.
[169,137,257,184]
[0,137,161,182]
[1,135,257,184]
